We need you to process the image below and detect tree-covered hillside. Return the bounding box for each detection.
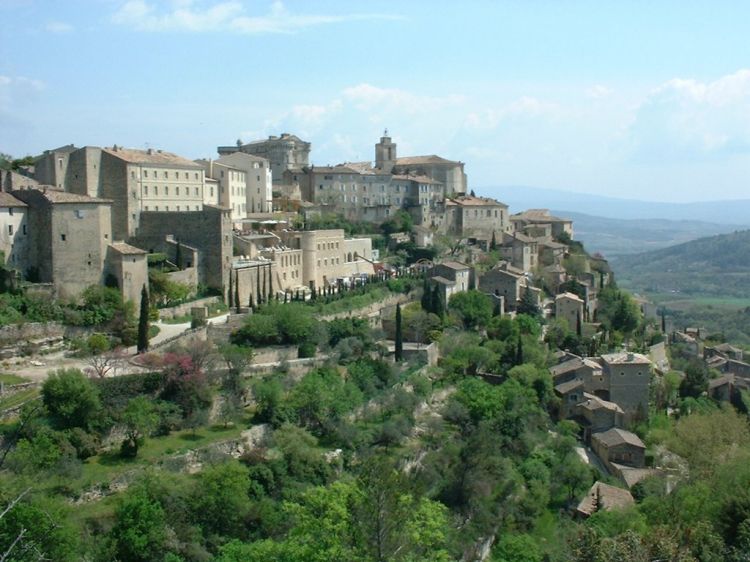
[612,229,750,298]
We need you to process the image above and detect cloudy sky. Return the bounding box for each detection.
[2,0,750,202]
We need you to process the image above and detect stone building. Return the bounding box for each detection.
[428,261,474,304]
[444,195,509,240]
[197,159,248,222]
[0,192,29,270]
[106,242,148,305]
[11,188,114,299]
[591,427,646,472]
[218,133,310,184]
[131,205,232,294]
[478,261,540,313]
[511,209,574,239]
[214,152,273,213]
[574,393,625,443]
[601,352,652,423]
[33,144,77,189]
[556,292,584,330]
[500,232,538,272]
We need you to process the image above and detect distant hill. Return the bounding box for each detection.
[480,185,750,226]
[556,211,743,257]
[611,230,750,298]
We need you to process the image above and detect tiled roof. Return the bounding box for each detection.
[578,393,624,413]
[593,427,645,449]
[449,195,507,207]
[0,192,27,207]
[109,242,147,255]
[103,147,202,168]
[216,152,269,165]
[554,378,584,395]
[430,276,455,286]
[438,260,470,270]
[556,291,584,303]
[576,481,634,516]
[550,357,584,377]
[601,352,652,366]
[14,188,111,205]
[395,154,460,166]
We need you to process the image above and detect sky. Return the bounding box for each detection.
[2,0,750,202]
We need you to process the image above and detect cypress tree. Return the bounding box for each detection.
[284,291,288,304]
[493,296,502,317]
[256,267,262,305]
[395,303,403,362]
[262,266,267,303]
[515,335,523,365]
[421,277,431,311]
[227,267,234,308]
[661,309,666,333]
[435,286,445,320]
[137,284,149,354]
[235,271,241,314]
[490,231,497,251]
[576,309,583,337]
[175,240,183,270]
[267,264,273,301]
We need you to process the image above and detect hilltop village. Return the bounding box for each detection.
[1,133,749,561]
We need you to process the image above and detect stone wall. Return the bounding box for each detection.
[158,296,220,320]
[0,322,66,358]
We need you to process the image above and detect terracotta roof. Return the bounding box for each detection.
[430,276,455,286]
[0,192,27,207]
[556,291,584,303]
[14,188,111,205]
[216,152,269,165]
[109,242,147,255]
[576,481,634,517]
[103,147,202,168]
[593,428,645,449]
[438,260,470,271]
[449,195,507,207]
[394,154,460,166]
[577,393,624,413]
[601,352,652,366]
[554,378,584,395]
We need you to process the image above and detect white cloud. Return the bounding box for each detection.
[44,21,74,33]
[342,83,464,114]
[627,69,750,159]
[464,96,559,130]
[0,75,45,112]
[586,84,613,99]
[112,0,402,34]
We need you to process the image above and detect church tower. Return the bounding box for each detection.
[375,130,397,172]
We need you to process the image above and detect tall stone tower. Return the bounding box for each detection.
[375,130,397,172]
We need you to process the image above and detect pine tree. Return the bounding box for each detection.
[137,284,149,354]
[395,303,403,362]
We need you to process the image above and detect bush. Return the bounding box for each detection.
[298,341,316,358]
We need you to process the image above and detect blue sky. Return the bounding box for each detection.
[2,0,750,202]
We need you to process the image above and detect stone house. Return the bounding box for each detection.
[574,393,625,443]
[555,292,584,331]
[479,261,540,314]
[601,352,652,424]
[592,427,646,472]
[554,378,585,419]
[213,152,273,214]
[11,187,128,300]
[218,133,311,184]
[576,481,635,518]
[197,159,248,222]
[500,231,538,272]
[106,242,148,305]
[0,192,29,270]
[510,209,574,239]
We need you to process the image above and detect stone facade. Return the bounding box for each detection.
[556,292,584,330]
[601,352,652,423]
[197,159,247,222]
[218,133,310,184]
[12,188,113,299]
[133,205,232,293]
[0,193,29,270]
[592,428,646,472]
[215,152,273,214]
[106,242,148,304]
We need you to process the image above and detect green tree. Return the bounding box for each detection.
[137,284,149,354]
[110,489,167,562]
[121,396,158,458]
[517,286,540,318]
[192,461,252,538]
[492,533,543,562]
[42,368,101,430]
[395,303,403,361]
[448,290,493,329]
[680,360,709,398]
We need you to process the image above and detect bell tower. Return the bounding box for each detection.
[375,129,397,172]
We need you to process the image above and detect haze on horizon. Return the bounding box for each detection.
[2,0,750,203]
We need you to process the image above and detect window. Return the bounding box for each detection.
[22,225,26,235]
[155,206,159,211]
[220,170,224,178]
[8,225,13,235]
[144,186,149,195]
[194,187,199,196]
[165,206,169,211]
[176,186,180,196]
[145,206,149,211]
[75,209,84,219]
[176,205,180,211]
[195,172,199,180]
[144,170,148,178]
[8,208,13,216]
[163,171,168,179]
[131,171,135,179]
[257,175,260,181]
[61,234,66,241]
[185,172,189,179]
[210,187,214,196]
[58,158,63,169]
[165,186,169,195]
[154,186,158,195]
[104,233,108,239]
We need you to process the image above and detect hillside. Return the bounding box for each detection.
[611,229,750,298]
[484,184,750,226]
[558,211,741,257]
